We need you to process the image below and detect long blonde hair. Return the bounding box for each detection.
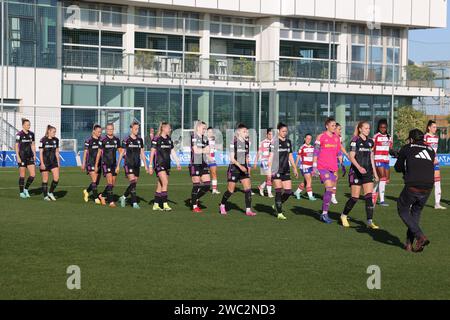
[353,121,370,137]
[157,121,169,136]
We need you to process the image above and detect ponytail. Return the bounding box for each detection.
[353,121,370,137]
[45,125,56,138]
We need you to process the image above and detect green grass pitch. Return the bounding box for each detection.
[0,167,449,299]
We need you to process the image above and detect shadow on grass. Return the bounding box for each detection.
[291,205,341,222]
[350,218,404,249]
[253,203,276,217]
[291,205,404,248]
[53,190,68,199]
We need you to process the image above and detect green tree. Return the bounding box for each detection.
[395,106,428,145]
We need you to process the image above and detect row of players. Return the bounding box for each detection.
[15,118,446,220]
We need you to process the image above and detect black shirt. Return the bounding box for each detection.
[122,135,144,168]
[230,136,249,169]
[84,136,102,166]
[395,142,435,190]
[190,133,208,166]
[270,138,293,174]
[349,136,374,175]
[151,135,174,169]
[16,130,35,160]
[100,135,121,166]
[39,136,59,166]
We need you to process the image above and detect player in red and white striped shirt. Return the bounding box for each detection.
[425,120,446,210]
[373,119,393,206]
[253,129,274,198]
[294,134,316,201]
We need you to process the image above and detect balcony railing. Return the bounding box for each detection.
[278,58,444,88]
[62,48,445,88]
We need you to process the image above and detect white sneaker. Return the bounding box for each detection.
[331,197,338,205]
[212,190,221,194]
[435,204,447,210]
[258,186,265,197]
[44,196,51,201]
[267,193,274,198]
[48,193,57,201]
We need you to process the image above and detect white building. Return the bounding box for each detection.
[0,0,448,150]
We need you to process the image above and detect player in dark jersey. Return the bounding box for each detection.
[149,122,181,211]
[15,118,36,199]
[219,123,256,216]
[117,121,149,209]
[81,124,103,204]
[94,123,121,207]
[189,120,211,213]
[39,125,60,201]
[269,123,298,220]
[340,121,380,229]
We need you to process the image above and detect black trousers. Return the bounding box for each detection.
[397,186,431,242]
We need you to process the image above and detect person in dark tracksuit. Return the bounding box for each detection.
[395,129,435,253]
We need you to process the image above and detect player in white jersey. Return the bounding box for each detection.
[253,129,274,197]
[294,134,317,201]
[424,120,446,210]
[207,127,220,194]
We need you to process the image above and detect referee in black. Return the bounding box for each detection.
[394,129,435,253]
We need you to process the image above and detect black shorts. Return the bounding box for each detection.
[155,165,170,176]
[124,164,140,177]
[102,163,117,177]
[349,169,374,186]
[189,164,209,177]
[40,162,59,172]
[227,165,249,183]
[18,157,35,168]
[272,171,291,182]
[85,163,101,175]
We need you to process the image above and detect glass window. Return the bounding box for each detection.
[352,45,365,62]
[212,91,233,133]
[101,85,122,106]
[162,11,176,30]
[370,47,383,63]
[387,48,400,64]
[101,32,123,47]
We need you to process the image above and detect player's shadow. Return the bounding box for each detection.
[184,198,207,209]
[253,203,277,217]
[350,218,404,249]
[291,206,341,221]
[29,188,42,196]
[53,190,68,199]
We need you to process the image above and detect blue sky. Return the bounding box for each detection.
[409,3,450,63]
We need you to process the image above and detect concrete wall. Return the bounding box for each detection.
[1,67,62,138]
[115,0,448,28]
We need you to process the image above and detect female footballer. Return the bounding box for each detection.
[340,121,379,229]
[39,125,60,201]
[117,121,149,209]
[219,123,256,216]
[149,122,181,211]
[15,118,36,198]
[269,123,299,220]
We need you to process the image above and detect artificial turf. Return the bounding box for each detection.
[0,167,449,299]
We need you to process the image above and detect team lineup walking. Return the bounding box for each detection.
[14,117,446,253]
